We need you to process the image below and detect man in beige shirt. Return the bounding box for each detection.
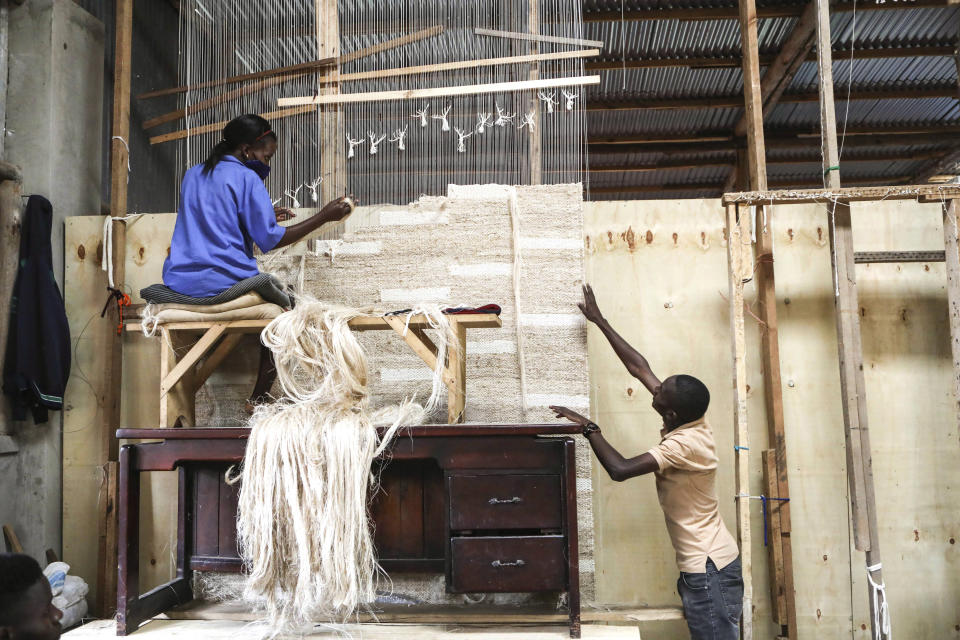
[552,285,742,640]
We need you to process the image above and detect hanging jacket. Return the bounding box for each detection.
[3,195,71,423]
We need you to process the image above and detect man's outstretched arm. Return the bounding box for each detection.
[578,284,661,394]
[551,406,659,481]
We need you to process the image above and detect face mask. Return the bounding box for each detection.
[244,159,271,180]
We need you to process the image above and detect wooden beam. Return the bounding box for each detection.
[446,320,467,424]
[590,151,944,172]
[148,106,315,145]
[590,174,915,195]
[528,0,543,186]
[98,0,132,619]
[584,45,954,70]
[582,0,951,22]
[944,199,960,446]
[317,0,342,223]
[159,324,228,399]
[278,75,601,106]
[194,334,244,390]
[725,203,753,640]
[738,0,797,631]
[914,148,960,183]
[734,0,817,137]
[474,27,604,48]
[142,73,307,130]
[722,183,960,205]
[585,86,960,111]
[816,0,887,636]
[136,56,336,101]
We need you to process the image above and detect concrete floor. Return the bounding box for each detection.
[67,619,641,639]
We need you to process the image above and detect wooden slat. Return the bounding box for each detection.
[149,105,315,145]
[447,320,467,425]
[763,449,788,624]
[528,0,543,185]
[816,1,886,637]
[581,0,952,21]
[194,333,244,390]
[382,315,457,389]
[98,0,132,618]
[725,203,753,640]
[723,184,960,205]
[142,73,308,130]
[944,199,960,445]
[474,27,604,48]
[2,524,23,552]
[278,76,601,107]
[136,56,336,100]
[734,1,818,137]
[159,323,228,399]
[128,314,501,333]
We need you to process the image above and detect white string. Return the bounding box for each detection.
[866,562,891,639]
[101,213,142,289]
[111,136,131,184]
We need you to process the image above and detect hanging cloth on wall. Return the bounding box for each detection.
[2,195,71,424]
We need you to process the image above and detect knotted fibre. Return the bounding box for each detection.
[230,298,456,635]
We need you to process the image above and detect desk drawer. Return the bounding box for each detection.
[448,474,562,530]
[450,535,566,592]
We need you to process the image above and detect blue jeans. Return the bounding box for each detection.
[677,556,743,640]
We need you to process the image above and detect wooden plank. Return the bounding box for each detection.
[98,0,132,618]
[382,315,457,389]
[739,0,796,631]
[944,199,960,445]
[336,48,597,84]
[474,27,604,48]
[725,203,753,640]
[528,1,543,186]
[317,0,341,220]
[136,56,337,100]
[159,323,228,398]
[278,75,601,107]
[127,314,502,333]
[340,25,443,65]
[723,184,960,206]
[2,524,23,552]
[142,73,309,130]
[763,450,787,624]
[734,0,818,137]
[586,86,960,111]
[581,0,952,21]
[194,334,244,390]
[447,320,467,424]
[148,105,315,145]
[816,1,886,637]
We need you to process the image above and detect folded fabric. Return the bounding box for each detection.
[140,272,291,308]
[148,302,284,325]
[384,304,502,317]
[145,292,266,316]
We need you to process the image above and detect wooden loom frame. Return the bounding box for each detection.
[729,1,960,638]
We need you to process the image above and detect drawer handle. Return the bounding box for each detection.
[488,496,523,505]
[491,559,526,568]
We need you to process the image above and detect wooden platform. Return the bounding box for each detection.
[67,620,641,639]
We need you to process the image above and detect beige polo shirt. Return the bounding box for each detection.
[646,417,739,573]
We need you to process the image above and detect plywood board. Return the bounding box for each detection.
[586,198,960,639]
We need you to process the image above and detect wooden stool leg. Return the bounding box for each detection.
[447,320,467,424]
[159,328,199,427]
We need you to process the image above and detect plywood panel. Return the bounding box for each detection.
[584,200,778,639]
[586,198,960,640]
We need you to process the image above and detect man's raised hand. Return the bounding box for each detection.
[550,405,589,426]
[578,284,604,325]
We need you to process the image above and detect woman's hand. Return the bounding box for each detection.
[274,206,295,223]
[321,195,357,222]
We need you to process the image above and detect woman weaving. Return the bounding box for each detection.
[144,114,354,413]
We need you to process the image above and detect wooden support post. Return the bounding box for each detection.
[317,0,343,210]
[528,0,542,185]
[943,199,960,444]
[97,0,133,618]
[815,0,886,637]
[738,0,797,633]
[447,319,467,424]
[725,204,752,640]
[158,329,197,428]
[762,450,787,623]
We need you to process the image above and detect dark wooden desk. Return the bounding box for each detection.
[115,425,582,637]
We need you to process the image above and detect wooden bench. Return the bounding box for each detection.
[126,313,501,425]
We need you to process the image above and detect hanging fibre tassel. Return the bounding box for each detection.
[230,298,455,635]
